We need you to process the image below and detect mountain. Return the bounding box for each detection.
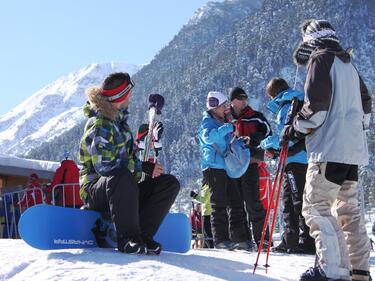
[129,0,375,189]
[25,0,264,166]
[0,63,141,157]
[1,0,374,207]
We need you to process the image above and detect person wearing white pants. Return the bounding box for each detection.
[282,19,372,281]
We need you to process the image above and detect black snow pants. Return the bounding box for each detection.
[202,215,214,248]
[280,163,314,251]
[203,168,248,245]
[86,169,180,239]
[234,163,269,245]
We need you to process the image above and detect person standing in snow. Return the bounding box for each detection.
[190,177,214,248]
[79,72,179,255]
[260,77,315,255]
[283,19,371,281]
[197,91,249,250]
[190,202,203,248]
[229,87,272,250]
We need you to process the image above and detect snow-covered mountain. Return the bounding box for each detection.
[187,0,262,26]
[0,63,141,155]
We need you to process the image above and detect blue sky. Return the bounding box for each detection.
[0,0,218,116]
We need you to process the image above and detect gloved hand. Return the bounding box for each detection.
[190,191,198,199]
[153,122,164,141]
[279,125,295,146]
[280,123,308,146]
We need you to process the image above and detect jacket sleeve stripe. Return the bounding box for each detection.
[240,118,272,137]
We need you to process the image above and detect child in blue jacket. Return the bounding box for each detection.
[261,77,315,254]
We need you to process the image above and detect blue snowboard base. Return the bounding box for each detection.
[19,204,191,253]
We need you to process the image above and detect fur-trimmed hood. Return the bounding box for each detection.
[84,87,118,120]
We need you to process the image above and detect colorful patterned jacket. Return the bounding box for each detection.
[79,103,141,201]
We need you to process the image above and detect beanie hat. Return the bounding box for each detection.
[206,91,228,110]
[293,19,340,65]
[101,72,134,103]
[229,87,248,101]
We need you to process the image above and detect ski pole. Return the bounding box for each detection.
[253,144,288,274]
[253,145,284,273]
[264,144,288,273]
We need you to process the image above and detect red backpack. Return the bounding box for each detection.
[258,161,273,210]
[47,159,83,208]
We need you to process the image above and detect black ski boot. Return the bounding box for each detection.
[143,235,162,255]
[215,240,236,250]
[117,235,147,254]
[233,240,255,251]
[300,266,348,281]
[271,242,288,253]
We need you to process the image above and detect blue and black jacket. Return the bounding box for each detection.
[197,111,234,170]
[260,88,307,165]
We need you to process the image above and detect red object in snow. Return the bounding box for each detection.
[190,210,202,233]
[46,159,83,208]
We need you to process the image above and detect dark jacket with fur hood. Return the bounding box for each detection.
[79,87,140,200]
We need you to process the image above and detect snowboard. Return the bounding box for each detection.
[18,204,191,253]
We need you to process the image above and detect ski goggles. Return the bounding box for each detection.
[207,97,229,108]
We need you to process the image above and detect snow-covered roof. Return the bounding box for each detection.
[0,154,60,179]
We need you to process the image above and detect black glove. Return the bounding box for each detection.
[152,122,164,141]
[280,125,306,146]
[190,191,198,199]
[141,161,156,176]
[279,125,294,146]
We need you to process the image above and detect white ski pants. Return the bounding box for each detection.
[302,162,370,281]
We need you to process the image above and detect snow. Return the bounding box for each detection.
[0,239,311,281]
[1,234,374,281]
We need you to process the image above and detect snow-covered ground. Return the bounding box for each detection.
[1,237,374,281]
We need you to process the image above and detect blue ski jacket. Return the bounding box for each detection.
[197,111,234,171]
[260,88,307,165]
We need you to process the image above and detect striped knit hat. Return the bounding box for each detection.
[293,19,340,65]
[101,72,134,103]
